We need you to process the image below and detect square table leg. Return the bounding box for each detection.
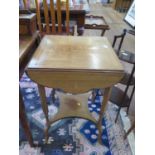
[97,87,111,144]
[38,84,50,143]
[38,84,49,123]
[38,85,112,144]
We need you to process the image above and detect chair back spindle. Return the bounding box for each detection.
[35,0,42,33]
[43,0,50,33]
[50,0,56,34]
[56,0,62,34]
[34,0,70,35]
[23,0,27,9]
[66,0,70,34]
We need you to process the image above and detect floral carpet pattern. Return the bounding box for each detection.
[19,73,132,155]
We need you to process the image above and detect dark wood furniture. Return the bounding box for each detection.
[110,65,135,122]
[112,29,135,77]
[19,13,37,36]
[21,0,90,35]
[26,35,124,144]
[91,28,135,122]
[84,15,110,36]
[19,32,40,78]
[111,28,135,122]
[114,0,133,12]
[35,0,74,36]
[19,15,40,146]
[112,29,135,63]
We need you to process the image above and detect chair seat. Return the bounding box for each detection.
[109,86,130,107]
[119,50,135,64]
[120,72,135,85]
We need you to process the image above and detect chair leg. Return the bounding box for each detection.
[124,122,135,139]
[91,89,97,104]
[115,86,134,122]
[101,29,106,36]
[91,89,103,104]
[115,106,121,123]
[115,65,135,123]
[114,86,129,123]
[127,86,135,114]
[51,88,56,103]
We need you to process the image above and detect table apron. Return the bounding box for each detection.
[26,70,123,93]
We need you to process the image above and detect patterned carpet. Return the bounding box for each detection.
[19,73,132,155]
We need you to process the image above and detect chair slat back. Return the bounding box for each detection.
[56,0,62,34]
[35,0,42,33]
[50,0,56,34]
[35,0,70,35]
[23,0,27,9]
[43,0,50,33]
[66,0,69,33]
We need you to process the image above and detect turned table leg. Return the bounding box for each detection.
[97,87,111,144]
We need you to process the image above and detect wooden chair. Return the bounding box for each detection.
[92,29,135,122]
[91,65,135,123]
[112,28,135,91]
[37,0,74,36]
[110,64,135,122]
[22,0,74,36]
[110,28,135,122]
[112,29,135,92]
[112,29,135,64]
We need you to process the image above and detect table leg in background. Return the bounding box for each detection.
[19,89,34,147]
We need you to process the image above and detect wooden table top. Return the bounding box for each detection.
[28,35,123,72]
